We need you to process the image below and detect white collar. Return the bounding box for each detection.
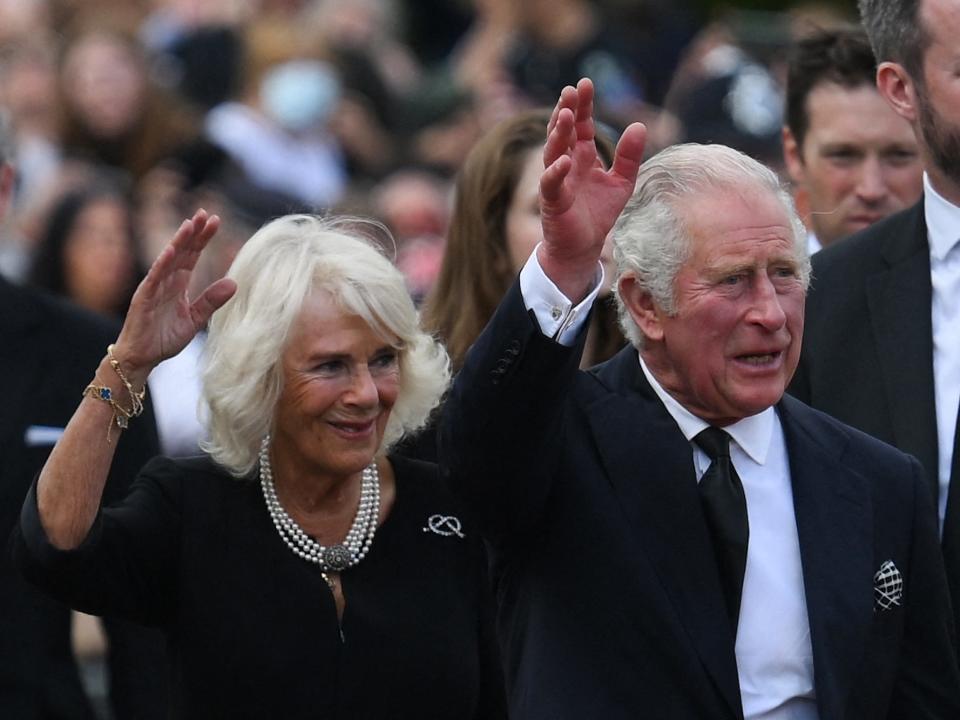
[638,353,774,465]
[923,173,960,261]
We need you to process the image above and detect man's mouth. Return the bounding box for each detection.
[736,351,781,365]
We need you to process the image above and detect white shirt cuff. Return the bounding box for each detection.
[518,244,603,346]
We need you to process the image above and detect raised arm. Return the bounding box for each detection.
[538,78,646,302]
[36,209,236,549]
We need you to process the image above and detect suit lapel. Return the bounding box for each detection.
[584,348,742,718]
[865,203,939,498]
[779,396,873,720]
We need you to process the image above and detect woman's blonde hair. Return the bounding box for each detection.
[200,214,450,476]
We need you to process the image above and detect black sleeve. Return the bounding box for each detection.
[12,456,184,627]
[886,455,960,718]
[438,280,587,547]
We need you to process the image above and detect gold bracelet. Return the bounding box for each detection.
[83,383,133,434]
[106,344,146,418]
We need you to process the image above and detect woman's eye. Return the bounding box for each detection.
[315,360,345,375]
[371,351,399,370]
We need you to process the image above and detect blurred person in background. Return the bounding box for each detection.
[502,0,645,130]
[663,14,785,169]
[0,107,167,720]
[0,38,60,222]
[301,0,421,184]
[139,0,250,112]
[146,183,256,459]
[791,0,960,652]
[423,109,624,375]
[0,33,61,279]
[203,16,347,217]
[28,176,144,319]
[399,109,625,461]
[13,209,505,717]
[56,19,199,182]
[782,26,921,253]
[368,168,450,304]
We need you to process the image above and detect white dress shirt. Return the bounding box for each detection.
[924,174,960,530]
[520,248,819,719]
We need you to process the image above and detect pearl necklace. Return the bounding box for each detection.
[259,436,380,579]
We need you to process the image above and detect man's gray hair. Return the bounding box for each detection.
[612,143,810,349]
[201,214,451,477]
[858,0,928,80]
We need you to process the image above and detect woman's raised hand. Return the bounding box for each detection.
[113,209,237,382]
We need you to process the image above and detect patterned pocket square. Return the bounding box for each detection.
[874,559,903,611]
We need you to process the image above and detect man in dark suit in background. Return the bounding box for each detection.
[0,115,167,717]
[440,78,960,718]
[789,0,960,647]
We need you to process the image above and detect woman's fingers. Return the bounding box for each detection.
[189,277,237,329]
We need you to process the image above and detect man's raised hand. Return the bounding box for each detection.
[539,78,646,301]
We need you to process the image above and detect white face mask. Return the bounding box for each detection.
[260,60,341,132]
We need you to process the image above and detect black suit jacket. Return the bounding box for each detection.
[789,200,960,641]
[440,281,960,719]
[0,277,167,719]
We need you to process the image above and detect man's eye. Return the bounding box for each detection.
[885,150,918,166]
[826,151,858,165]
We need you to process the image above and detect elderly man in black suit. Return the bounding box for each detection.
[790,0,960,650]
[0,116,167,717]
[440,78,960,719]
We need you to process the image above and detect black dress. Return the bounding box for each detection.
[13,453,505,719]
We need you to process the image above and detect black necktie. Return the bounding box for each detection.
[695,427,750,633]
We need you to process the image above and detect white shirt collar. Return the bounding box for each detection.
[923,172,960,262]
[637,354,774,465]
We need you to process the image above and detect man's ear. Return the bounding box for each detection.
[618,274,665,343]
[782,126,806,186]
[877,61,920,123]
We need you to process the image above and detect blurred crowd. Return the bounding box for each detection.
[0,0,868,461]
[0,0,860,299]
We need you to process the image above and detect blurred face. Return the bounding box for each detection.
[61,33,145,138]
[916,0,960,193]
[505,146,615,289]
[504,147,543,273]
[63,197,136,315]
[630,187,806,426]
[272,291,400,481]
[784,81,921,247]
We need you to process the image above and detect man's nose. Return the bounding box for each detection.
[748,276,787,329]
[855,157,887,204]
